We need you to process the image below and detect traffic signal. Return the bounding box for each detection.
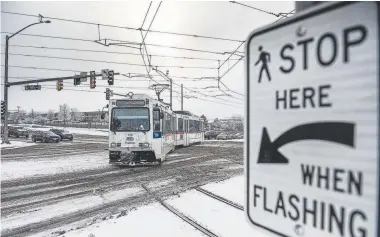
[90,71,96,89]
[1,101,5,116]
[106,88,111,100]
[57,79,63,91]
[108,70,114,86]
[74,77,81,86]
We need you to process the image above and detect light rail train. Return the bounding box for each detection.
[102,92,204,166]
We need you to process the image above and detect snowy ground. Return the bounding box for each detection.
[0,140,37,149]
[56,174,269,237]
[1,152,109,181]
[1,137,245,237]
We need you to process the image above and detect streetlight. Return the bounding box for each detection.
[2,15,51,144]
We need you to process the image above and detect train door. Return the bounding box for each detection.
[184,118,189,146]
[152,107,163,161]
[178,117,184,146]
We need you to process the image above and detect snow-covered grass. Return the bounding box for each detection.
[62,202,205,237]
[1,152,109,181]
[0,141,36,149]
[2,187,143,231]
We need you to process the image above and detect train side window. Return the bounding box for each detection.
[178,118,184,132]
[165,113,172,133]
[153,108,161,132]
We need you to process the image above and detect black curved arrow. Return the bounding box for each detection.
[257,122,355,164]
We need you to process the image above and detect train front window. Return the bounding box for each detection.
[111,107,150,132]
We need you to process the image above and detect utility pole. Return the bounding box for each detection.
[170,79,173,110]
[181,84,183,111]
[2,17,51,144]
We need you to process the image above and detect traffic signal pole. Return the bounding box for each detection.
[3,36,10,144]
[2,71,119,144]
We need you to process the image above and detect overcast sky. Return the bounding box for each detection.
[1,1,294,119]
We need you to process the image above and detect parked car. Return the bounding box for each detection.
[31,131,61,143]
[50,129,74,141]
[204,130,219,140]
[216,133,228,140]
[232,132,243,139]
[8,126,29,138]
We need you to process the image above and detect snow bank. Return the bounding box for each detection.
[53,127,109,137]
[1,152,109,181]
[0,141,36,149]
[203,139,244,142]
[62,202,205,237]
[2,187,143,231]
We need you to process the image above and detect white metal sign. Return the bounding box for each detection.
[245,2,379,237]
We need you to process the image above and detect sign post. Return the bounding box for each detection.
[245,2,379,237]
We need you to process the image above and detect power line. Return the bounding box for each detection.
[38,86,242,108]
[230,1,293,17]
[1,10,243,43]
[219,41,245,69]
[1,52,217,70]
[1,64,241,104]
[3,44,233,62]
[141,2,152,29]
[0,31,241,56]
[142,2,162,42]
[272,9,295,23]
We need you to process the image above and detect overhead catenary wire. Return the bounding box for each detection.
[230,1,293,17]
[1,52,217,70]
[3,43,239,61]
[1,64,242,104]
[0,31,241,57]
[37,86,242,107]
[1,10,244,43]
[272,9,295,23]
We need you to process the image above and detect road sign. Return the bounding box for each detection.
[101,69,109,80]
[80,72,87,82]
[245,2,379,237]
[24,85,41,90]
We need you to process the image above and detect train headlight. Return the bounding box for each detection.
[110,142,116,148]
[139,142,150,148]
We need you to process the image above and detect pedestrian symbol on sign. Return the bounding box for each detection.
[254,46,271,83]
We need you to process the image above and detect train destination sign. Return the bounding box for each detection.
[245,2,379,237]
[116,100,146,107]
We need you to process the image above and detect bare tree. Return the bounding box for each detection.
[16,110,27,122]
[59,104,71,126]
[70,108,80,122]
[47,110,55,121]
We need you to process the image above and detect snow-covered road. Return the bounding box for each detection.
[1,136,245,237]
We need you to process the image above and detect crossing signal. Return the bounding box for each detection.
[108,70,114,86]
[90,71,96,89]
[106,88,111,100]
[1,101,5,116]
[57,79,63,91]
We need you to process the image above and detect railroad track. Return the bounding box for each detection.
[141,184,220,237]
[195,187,244,211]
